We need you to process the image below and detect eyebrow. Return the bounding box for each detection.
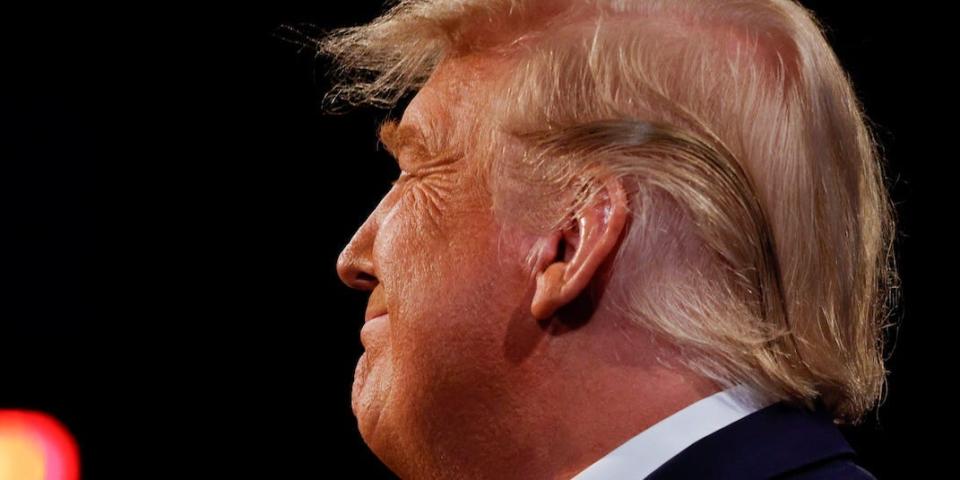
[377,118,431,160]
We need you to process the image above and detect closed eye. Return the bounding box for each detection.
[391,171,413,187]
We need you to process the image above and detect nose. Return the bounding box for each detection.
[336,221,379,292]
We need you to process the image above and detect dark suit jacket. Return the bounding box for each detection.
[645,400,877,479]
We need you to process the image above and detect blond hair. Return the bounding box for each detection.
[284,0,901,425]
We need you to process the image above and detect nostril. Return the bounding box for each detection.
[357,272,377,283]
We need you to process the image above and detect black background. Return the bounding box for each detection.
[1,2,946,478]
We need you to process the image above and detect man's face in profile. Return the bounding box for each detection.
[336,55,541,471]
[310,0,900,477]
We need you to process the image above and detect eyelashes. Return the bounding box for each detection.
[390,171,416,192]
[387,152,461,191]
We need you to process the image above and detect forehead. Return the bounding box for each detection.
[397,53,511,142]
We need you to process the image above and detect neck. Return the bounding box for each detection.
[472,316,724,480]
[548,327,723,479]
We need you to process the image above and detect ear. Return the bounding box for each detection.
[529,177,629,321]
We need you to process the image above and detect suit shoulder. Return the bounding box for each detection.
[776,456,877,480]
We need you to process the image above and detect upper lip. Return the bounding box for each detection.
[364,309,388,323]
[365,287,388,323]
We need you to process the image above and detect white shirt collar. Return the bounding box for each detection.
[570,383,778,480]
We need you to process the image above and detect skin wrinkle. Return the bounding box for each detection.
[380,113,465,237]
[412,177,447,234]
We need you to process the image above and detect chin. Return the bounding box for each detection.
[354,398,388,455]
[352,357,389,447]
[356,405,411,477]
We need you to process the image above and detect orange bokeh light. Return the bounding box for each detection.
[0,410,80,480]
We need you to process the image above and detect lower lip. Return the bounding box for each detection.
[360,314,388,348]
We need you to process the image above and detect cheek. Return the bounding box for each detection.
[379,198,518,368]
[379,183,505,324]
[424,257,533,386]
[394,223,500,344]
[370,195,544,454]
[377,178,537,358]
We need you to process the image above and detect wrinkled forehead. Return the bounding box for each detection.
[395,52,517,164]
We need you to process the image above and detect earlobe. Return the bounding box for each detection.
[531,263,566,320]
[529,177,629,322]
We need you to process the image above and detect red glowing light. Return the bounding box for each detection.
[0,410,80,480]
